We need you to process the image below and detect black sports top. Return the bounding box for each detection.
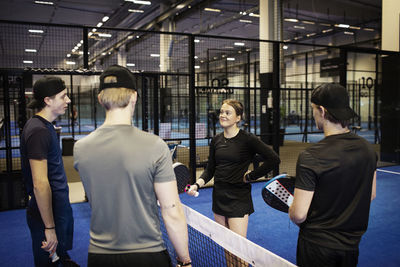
[200,129,280,184]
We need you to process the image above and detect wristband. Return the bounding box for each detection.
[176,258,191,266]
[45,226,55,230]
[195,182,200,190]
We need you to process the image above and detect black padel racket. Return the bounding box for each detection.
[172,162,199,197]
[262,174,295,213]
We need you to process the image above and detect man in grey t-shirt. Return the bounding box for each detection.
[74,65,191,267]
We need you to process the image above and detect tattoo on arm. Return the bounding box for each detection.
[161,203,176,209]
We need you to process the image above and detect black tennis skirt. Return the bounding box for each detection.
[212,181,254,218]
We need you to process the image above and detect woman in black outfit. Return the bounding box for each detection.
[187,99,280,238]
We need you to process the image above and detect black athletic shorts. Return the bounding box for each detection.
[88,249,172,267]
[297,237,359,267]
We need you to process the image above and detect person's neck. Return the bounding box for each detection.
[36,109,56,123]
[224,125,240,138]
[323,121,350,137]
[102,108,133,126]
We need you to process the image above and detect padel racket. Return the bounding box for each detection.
[172,162,199,197]
[262,174,295,213]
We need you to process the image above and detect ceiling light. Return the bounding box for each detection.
[344,31,354,35]
[239,19,252,23]
[234,42,245,46]
[127,63,135,67]
[194,39,200,43]
[150,54,160,57]
[284,18,298,23]
[98,33,112,38]
[34,1,53,5]
[204,8,221,13]
[92,28,97,32]
[249,13,259,17]
[80,40,83,44]
[23,60,33,64]
[239,11,247,15]
[302,20,315,25]
[349,26,361,30]
[363,28,374,31]
[102,16,109,22]
[66,61,76,65]
[125,0,151,5]
[67,54,71,57]
[97,22,103,27]
[88,32,93,37]
[25,49,37,53]
[194,56,198,59]
[306,33,316,37]
[77,43,82,47]
[283,39,291,42]
[335,24,350,28]
[129,9,144,13]
[322,28,333,33]
[283,45,288,50]
[176,4,185,9]
[78,51,84,54]
[294,25,305,29]
[102,52,107,55]
[227,58,235,61]
[28,29,44,33]
[194,66,200,69]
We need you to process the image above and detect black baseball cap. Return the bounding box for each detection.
[99,65,136,92]
[27,77,66,109]
[311,83,358,120]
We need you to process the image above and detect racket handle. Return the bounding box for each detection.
[42,241,59,262]
[185,184,199,197]
[51,252,60,262]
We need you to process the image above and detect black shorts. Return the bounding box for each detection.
[297,237,359,267]
[88,250,172,267]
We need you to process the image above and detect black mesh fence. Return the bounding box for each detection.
[0,20,396,184]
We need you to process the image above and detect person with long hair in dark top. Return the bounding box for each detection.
[187,99,280,239]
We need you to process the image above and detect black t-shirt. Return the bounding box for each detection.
[295,132,377,250]
[20,115,69,197]
[201,129,280,184]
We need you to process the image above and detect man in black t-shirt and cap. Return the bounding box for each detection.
[289,83,377,267]
[21,77,79,266]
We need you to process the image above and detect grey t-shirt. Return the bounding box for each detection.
[74,125,175,254]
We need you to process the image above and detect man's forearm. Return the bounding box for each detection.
[162,203,191,262]
[34,181,55,228]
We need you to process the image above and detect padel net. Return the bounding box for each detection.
[160,204,296,267]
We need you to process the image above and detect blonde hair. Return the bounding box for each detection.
[98,87,135,110]
[98,75,136,110]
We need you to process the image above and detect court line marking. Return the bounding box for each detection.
[377,169,400,175]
